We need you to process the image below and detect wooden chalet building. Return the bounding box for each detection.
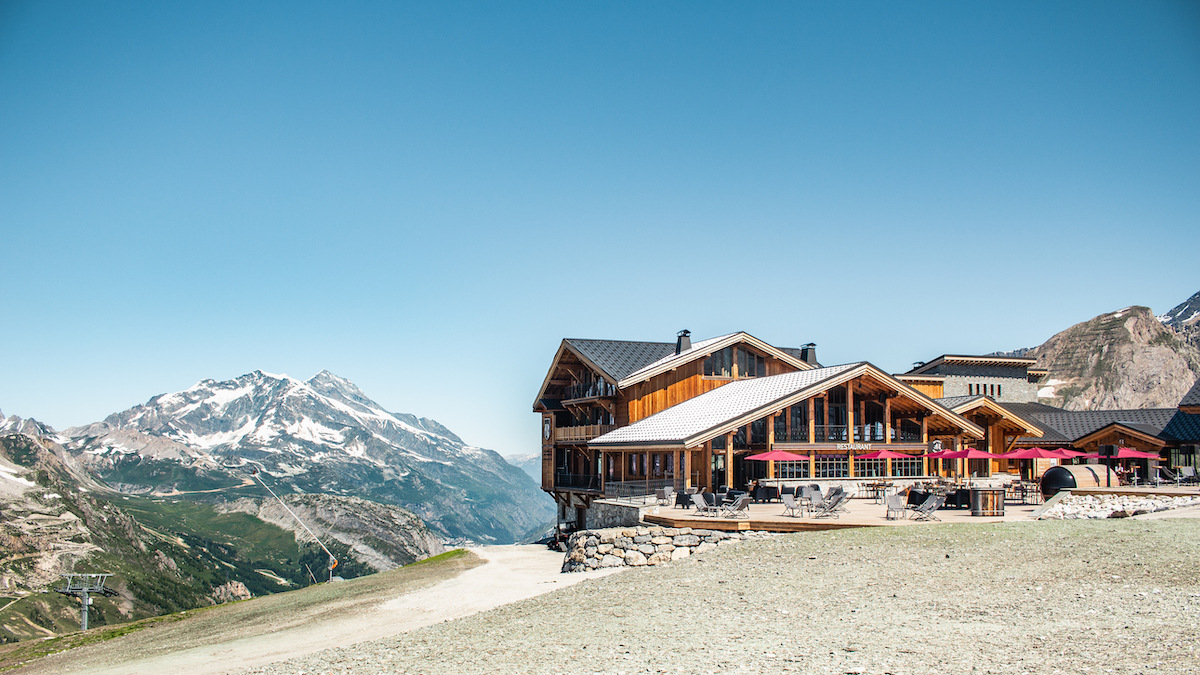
[534,332,985,529]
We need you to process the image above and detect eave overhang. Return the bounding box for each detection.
[616,332,813,389]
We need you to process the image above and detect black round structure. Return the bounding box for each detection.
[1040,466,1076,497]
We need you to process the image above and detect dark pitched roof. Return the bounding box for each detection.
[778,347,821,367]
[563,339,676,382]
[1180,379,1200,408]
[1000,403,1200,445]
[936,395,986,409]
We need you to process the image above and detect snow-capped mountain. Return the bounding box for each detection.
[62,370,553,543]
[1159,289,1200,330]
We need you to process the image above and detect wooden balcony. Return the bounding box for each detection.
[554,424,616,443]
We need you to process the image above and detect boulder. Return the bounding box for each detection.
[625,550,647,566]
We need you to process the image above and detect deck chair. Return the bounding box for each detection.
[690,493,719,517]
[885,493,907,520]
[813,492,848,519]
[781,493,804,518]
[1156,466,1177,486]
[655,486,674,505]
[1178,466,1198,485]
[909,494,945,521]
[720,495,751,519]
[805,488,825,512]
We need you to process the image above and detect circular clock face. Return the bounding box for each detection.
[543,418,551,439]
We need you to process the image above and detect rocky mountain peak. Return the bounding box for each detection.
[1032,305,1200,410]
[1158,290,1200,329]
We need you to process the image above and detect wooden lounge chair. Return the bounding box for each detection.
[813,492,848,519]
[690,493,719,517]
[909,494,946,521]
[781,493,804,518]
[885,493,907,520]
[720,495,751,519]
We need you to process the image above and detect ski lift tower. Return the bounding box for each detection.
[56,573,118,631]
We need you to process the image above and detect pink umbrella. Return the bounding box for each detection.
[939,448,1004,459]
[857,449,916,460]
[1003,447,1067,460]
[1054,448,1088,457]
[1083,447,1161,459]
[744,449,810,462]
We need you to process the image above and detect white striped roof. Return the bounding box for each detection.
[592,363,863,448]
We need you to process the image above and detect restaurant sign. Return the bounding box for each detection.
[836,443,872,451]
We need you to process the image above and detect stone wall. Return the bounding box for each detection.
[561,525,770,573]
[942,374,1037,403]
[585,500,656,529]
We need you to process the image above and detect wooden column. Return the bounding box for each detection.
[767,414,776,479]
[808,397,816,444]
[701,443,712,492]
[884,397,892,444]
[673,449,681,490]
[725,432,734,491]
[847,385,855,442]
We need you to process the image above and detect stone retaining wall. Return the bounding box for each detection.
[1038,493,1200,519]
[561,525,770,573]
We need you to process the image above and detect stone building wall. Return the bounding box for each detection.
[942,375,1037,403]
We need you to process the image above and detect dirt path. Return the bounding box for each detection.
[15,545,620,675]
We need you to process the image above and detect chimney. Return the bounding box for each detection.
[800,343,818,366]
[675,329,691,355]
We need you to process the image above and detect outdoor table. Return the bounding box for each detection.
[970,487,1005,516]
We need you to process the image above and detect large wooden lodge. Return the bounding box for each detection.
[534,331,1200,530]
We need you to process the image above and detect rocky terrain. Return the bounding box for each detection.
[1039,492,1200,519]
[1030,305,1200,410]
[249,518,1200,675]
[216,493,444,572]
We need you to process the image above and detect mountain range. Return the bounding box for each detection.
[51,369,553,545]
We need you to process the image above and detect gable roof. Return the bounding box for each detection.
[936,395,1043,437]
[589,362,984,450]
[565,339,677,383]
[616,332,813,388]
[1001,403,1200,445]
[1180,378,1200,410]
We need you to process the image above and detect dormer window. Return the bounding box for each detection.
[704,346,766,378]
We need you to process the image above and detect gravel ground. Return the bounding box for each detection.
[247,518,1200,675]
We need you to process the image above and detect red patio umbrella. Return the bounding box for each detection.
[1082,447,1161,459]
[938,448,1004,459]
[857,449,915,460]
[743,449,809,461]
[1002,447,1067,460]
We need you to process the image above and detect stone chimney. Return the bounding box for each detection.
[675,329,692,355]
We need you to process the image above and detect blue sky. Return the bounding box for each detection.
[2,1,1198,457]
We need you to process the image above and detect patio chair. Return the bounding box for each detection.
[781,493,804,518]
[690,493,719,517]
[1178,466,1198,485]
[719,495,751,519]
[655,486,674,505]
[909,494,946,521]
[805,488,825,512]
[813,492,849,519]
[1156,466,1177,486]
[885,493,907,520]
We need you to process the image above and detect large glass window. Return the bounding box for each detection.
[775,460,810,479]
[750,419,767,444]
[704,347,733,377]
[857,458,886,478]
[789,403,808,441]
[814,454,849,478]
[892,457,923,477]
[774,411,787,442]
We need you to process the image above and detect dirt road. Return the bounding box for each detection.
[16,546,620,675]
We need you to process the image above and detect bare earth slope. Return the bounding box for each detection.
[251,519,1200,675]
[1033,306,1200,409]
[9,546,620,675]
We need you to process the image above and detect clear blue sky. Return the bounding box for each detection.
[2,1,1198,457]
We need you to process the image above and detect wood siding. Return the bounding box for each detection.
[620,354,802,424]
[907,381,944,399]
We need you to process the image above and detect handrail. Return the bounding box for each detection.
[554,424,616,442]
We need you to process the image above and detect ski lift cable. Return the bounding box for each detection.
[250,470,338,571]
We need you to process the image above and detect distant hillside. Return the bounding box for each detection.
[1031,305,1200,410]
[503,453,541,482]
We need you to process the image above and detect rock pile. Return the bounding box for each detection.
[561,526,771,573]
[1039,493,1200,519]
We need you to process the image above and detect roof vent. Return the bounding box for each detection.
[676,329,691,355]
[800,343,818,366]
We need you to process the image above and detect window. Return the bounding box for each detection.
[814,454,849,478]
[789,403,808,441]
[997,384,1002,398]
[751,419,767,444]
[704,347,733,377]
[775,460,810,479]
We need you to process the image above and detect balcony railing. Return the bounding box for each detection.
[554,424,616,443]
[564,381,616,400]
[814,425,848,442]
[603,478,680,501]
[854,424,888,442]
[554,473,601,491]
